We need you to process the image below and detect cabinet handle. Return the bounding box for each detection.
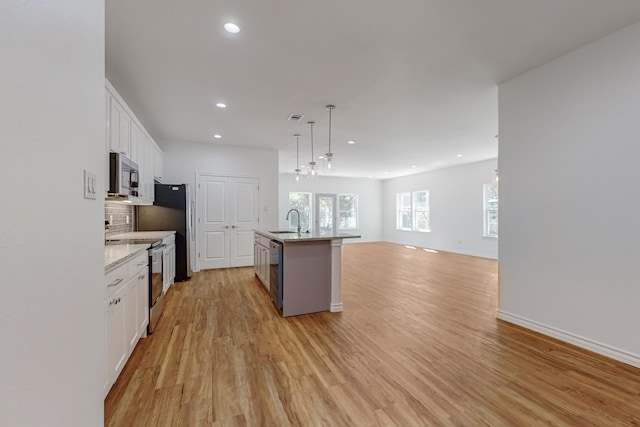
[224,225,229,229]
[232,225,236,229]
[107,278,124,287]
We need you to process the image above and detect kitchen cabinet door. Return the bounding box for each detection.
[153,145,163,182]
[105,284,127,396]
[123,279,138,361]
[108,96,131,157]
[135,267,149,338]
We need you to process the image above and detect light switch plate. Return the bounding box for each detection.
[84,170,97,200]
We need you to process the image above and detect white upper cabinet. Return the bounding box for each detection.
[105,79,162,204]
[153,145,163,183]
[108,95,131,157]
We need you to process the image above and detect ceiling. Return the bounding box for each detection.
[106,0,640,179]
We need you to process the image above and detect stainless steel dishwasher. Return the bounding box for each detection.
[269,240,283,310]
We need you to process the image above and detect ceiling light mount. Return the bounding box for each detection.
[224,22,240,33]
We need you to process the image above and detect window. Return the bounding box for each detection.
[413,190,430,232]
[483,183,499,238]
[396,192,412,230]
[338,194,358,229]
[396,191,429,231]
[288,192,311,232]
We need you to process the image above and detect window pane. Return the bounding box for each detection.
[396,192,412,230]
[413,190,430,232]
[289,192,311,231]
[483,184,499,237]
[338,194,358,230]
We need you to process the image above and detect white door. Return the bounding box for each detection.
[315,193,337,234]
[229,178,259,267]
[197,174,259,270]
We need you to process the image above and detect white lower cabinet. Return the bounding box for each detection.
[104,252,149,398]
[136,268,149,338]
[253,233,270,290]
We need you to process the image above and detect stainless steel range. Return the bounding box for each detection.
[147,240,165,333]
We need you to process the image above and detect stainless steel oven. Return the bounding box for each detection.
[148,242,165,333]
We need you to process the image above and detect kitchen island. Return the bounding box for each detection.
[254,230,360,317]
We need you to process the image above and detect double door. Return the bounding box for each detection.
[197,175,259,269]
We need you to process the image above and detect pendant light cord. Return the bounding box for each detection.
[308,121,315,161]
[327,105,334,153]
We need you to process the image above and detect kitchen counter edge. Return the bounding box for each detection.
[255,230,361,243]
[104,243,151,274]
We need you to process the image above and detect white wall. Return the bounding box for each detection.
[499,22,640,367]
[279,174,383,242]
[0,1,105,425]
[382,160,499,259]
[161,140,280,232]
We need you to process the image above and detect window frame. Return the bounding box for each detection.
[483,183,499,238]
[338,193,359,230]
[396,190,429,232]
[288,191,312,232]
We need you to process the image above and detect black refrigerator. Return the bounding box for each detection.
[137,184,194,281]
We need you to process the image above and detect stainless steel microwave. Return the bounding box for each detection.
[108,153,139,198]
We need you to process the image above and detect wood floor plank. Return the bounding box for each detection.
[105,242,640,426]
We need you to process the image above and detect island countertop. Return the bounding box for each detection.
[255,230,361,243]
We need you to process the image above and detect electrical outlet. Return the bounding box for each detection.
[126,215,130,224]
[109,215,113,225]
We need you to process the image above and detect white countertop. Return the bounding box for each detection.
[105,243,150,273]
[108,231,175,241]
[255,230,361,243]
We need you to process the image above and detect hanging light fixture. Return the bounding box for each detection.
[293,134,301,183]
[324,105,335,172]
[307,121,318,179]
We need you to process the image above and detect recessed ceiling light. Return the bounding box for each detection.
[224,23,240,33]
[216,102,227,108]
[347,140,356,144]
[383,171,389,175]
[411,165,417,168]
[213,134,222,139]
[457,154,463,158]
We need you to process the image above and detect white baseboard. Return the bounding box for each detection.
[330,303,344,313]
[497,310,640,369]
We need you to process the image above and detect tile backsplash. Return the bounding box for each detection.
[105,202,134,237]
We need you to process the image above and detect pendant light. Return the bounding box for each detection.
[324,105,335,172]
[293,134,301,183]
[307,121,318,179]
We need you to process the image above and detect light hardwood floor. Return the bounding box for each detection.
[105,242,640,426]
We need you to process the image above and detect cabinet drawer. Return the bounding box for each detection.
[105,263,128,298]
[128,252,148,277]
[259,235,271,247]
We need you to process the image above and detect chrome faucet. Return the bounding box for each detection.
[286,208,301,234]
